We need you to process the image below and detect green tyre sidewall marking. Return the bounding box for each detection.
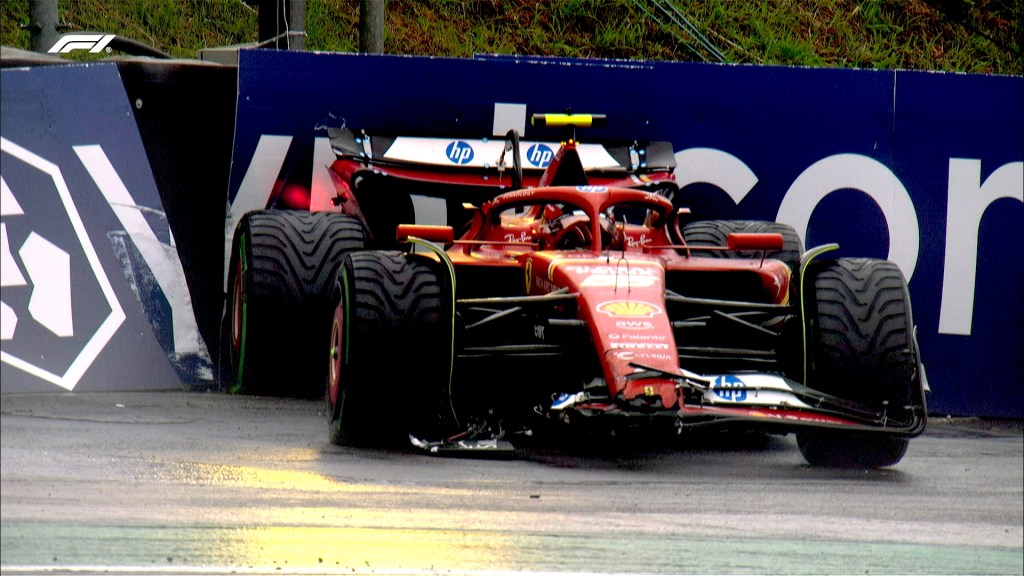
[407,238,459,428]
[331,263,353,439]
[339,267,352,424]
[798,243,839,385]
[230,232,249,394]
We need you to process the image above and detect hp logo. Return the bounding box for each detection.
[445,141,474,165]
[712,375,748,402]
[526,144,554,168]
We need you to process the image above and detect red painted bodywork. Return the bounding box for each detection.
[319,130,930,438]
[444,182,790,413]
[327,137,793,420]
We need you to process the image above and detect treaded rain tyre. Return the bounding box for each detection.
[797,258,919,468]
[228,210,367,397]
[797,433,909,469]
[681,220,803,273]
[327,251,454,447]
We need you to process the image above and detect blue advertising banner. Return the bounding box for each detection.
[1,63,213,392]
[228,49,1022,417]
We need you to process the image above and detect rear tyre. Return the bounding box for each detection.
[327,251,454,447]
[228,210,366,397]
[797,258,920,468]
[681,220,803,272]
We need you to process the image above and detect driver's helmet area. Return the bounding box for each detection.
[541,205,593,250]
[496,202,625,251]
[490,201,591,250]
[487,193,664,252]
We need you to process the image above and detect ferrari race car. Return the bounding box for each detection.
[226,113,928,468]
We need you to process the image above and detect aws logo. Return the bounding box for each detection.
[596,300,662,318]
[615,320,654,330]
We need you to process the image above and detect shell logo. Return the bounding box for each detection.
[596,300,663,318]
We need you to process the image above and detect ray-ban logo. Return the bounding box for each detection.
[48,34,116,54]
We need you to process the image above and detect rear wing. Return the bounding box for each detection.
[326,126,677,176]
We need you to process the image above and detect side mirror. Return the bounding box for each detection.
[727,233,784,251]
[396,224,455,244]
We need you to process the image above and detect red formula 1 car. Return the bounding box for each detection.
[228,114,928,468]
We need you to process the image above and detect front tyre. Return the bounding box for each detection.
[684,219,802,272]
[797,433,909,469]
[327,251,454,447]
[797,258,922,468]
[682,220,803,273]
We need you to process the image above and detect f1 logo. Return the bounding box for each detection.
[445,140,474,165]
[48,34,116,54]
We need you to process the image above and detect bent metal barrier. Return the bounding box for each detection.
[0,63,212,393]
[1,50,1020,419]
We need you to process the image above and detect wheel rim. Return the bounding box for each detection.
[328,302,344,409]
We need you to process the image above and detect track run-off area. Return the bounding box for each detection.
[2,391,1021,575]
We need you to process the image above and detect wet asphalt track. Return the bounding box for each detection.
[1,390,1021,576]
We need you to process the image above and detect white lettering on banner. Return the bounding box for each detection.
[672,147,1021,340]
[1,180,26,340]
[225,134,292,290]
[0,176,22,216]
[237,135,1023,344]
[310,137,337,212]
[0,137,126,390]
[777,153,920,279]
[75,145,210,360]
[3,179,73,339]
[939,160,1023,336]
[20,233,73,337]
[674,148,758,205]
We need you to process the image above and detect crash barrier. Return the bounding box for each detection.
[1,49,1020,418]
[1,57,233,393]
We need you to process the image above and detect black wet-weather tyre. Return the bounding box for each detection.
[228,210,367,397]
[327,251,453,447]
[797,433,909,469]
[797,258,918,468]
[681,220,803,272]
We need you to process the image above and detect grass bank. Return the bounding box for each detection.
[1,0,1021,75]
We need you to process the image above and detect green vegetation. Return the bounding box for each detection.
[2,0,1021,75]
